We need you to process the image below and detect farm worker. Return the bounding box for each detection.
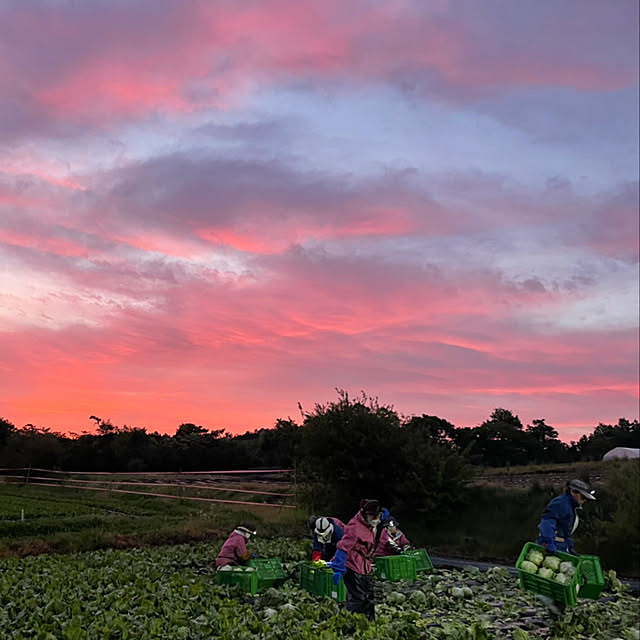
[535,479,596,615]
[307,515,345,561]
[374,519,411,557]
[327,499,391,620]
[215,523,258,569]
[537,478,595,555]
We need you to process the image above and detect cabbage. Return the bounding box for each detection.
[519,560,538,574]
[409,590,427,605]
[388,591,406,604]
[554,572,571,585]
[538,567,554,579]
[218,565,232,571]
[526,550,544,566]
[450,587,465,598]
[542,556,561,571]
[559,561,576,576]
[462,586,473,598]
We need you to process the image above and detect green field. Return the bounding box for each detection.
[0,483,301,557]
[1,537,638,639]
[1,483,638,638]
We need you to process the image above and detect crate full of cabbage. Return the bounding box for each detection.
[515,542,582,606]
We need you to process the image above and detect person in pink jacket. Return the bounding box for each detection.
[327,499,390,620]
[374,519,411,557]
[215,523,257,568]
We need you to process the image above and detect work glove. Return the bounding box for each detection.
[567,546,578,556]
[251,552,258,559]
[327,549,347,585]
[311,551,322,562]
[380,508,390,523]
[402,545,411,552]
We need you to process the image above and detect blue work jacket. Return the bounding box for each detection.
[537,492,579,553]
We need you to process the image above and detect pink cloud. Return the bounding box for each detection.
[1,1,636,140]
[0,1,636,447]
[1,289,636,440]
[2,180,637,439]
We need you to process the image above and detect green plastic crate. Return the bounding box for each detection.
[515,542,582,607]
[298,563,346,602]
[375,555,417,581]
[248,557,287,591]
[401,548,434,572]
[578,555,605,600]
[216,566,259,594]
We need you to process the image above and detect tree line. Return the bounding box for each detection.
[0,391,637,505]
[1,392,637,475]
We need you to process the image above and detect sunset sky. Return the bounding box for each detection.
[1,1,638,442]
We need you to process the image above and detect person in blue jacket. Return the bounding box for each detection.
[536,478,596,615]
[308,515,345,561]
[537,478,595,554]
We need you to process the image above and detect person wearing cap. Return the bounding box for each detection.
[327,499,391,620]
[374,519,411,557]
[215,523,258,569]
[536,479,596,616]
[537,478,596,555]
[308,515,345,562]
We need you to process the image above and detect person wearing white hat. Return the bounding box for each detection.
[215,522,258,568]
[307,515,345,561]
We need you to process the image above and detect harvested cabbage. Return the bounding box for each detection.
[387,591,406,604]
[218,565,232,571]
[526,550,544,566]
[519,560,538,574]
[559,561,576,576]
[554,572,571,585]
[542,556,561,571]
[538,567,554,579]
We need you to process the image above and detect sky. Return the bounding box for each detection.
[0,0,638,442]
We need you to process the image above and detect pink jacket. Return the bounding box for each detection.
[374,528,410,557]
[336,511,379,575]
[215,531,248,568]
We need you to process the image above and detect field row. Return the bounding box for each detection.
[2,537,638,640]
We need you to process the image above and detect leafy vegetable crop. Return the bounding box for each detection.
[0,538,637,639]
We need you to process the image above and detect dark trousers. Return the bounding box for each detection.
[343,569,375,621]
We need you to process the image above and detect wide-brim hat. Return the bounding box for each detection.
[569,479,596,500]
[237,523,257,535]
[360,498,382,515]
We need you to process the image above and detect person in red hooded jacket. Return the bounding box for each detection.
[374,519,411,557]
[327,499,390,620]
[215,523,257,568]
